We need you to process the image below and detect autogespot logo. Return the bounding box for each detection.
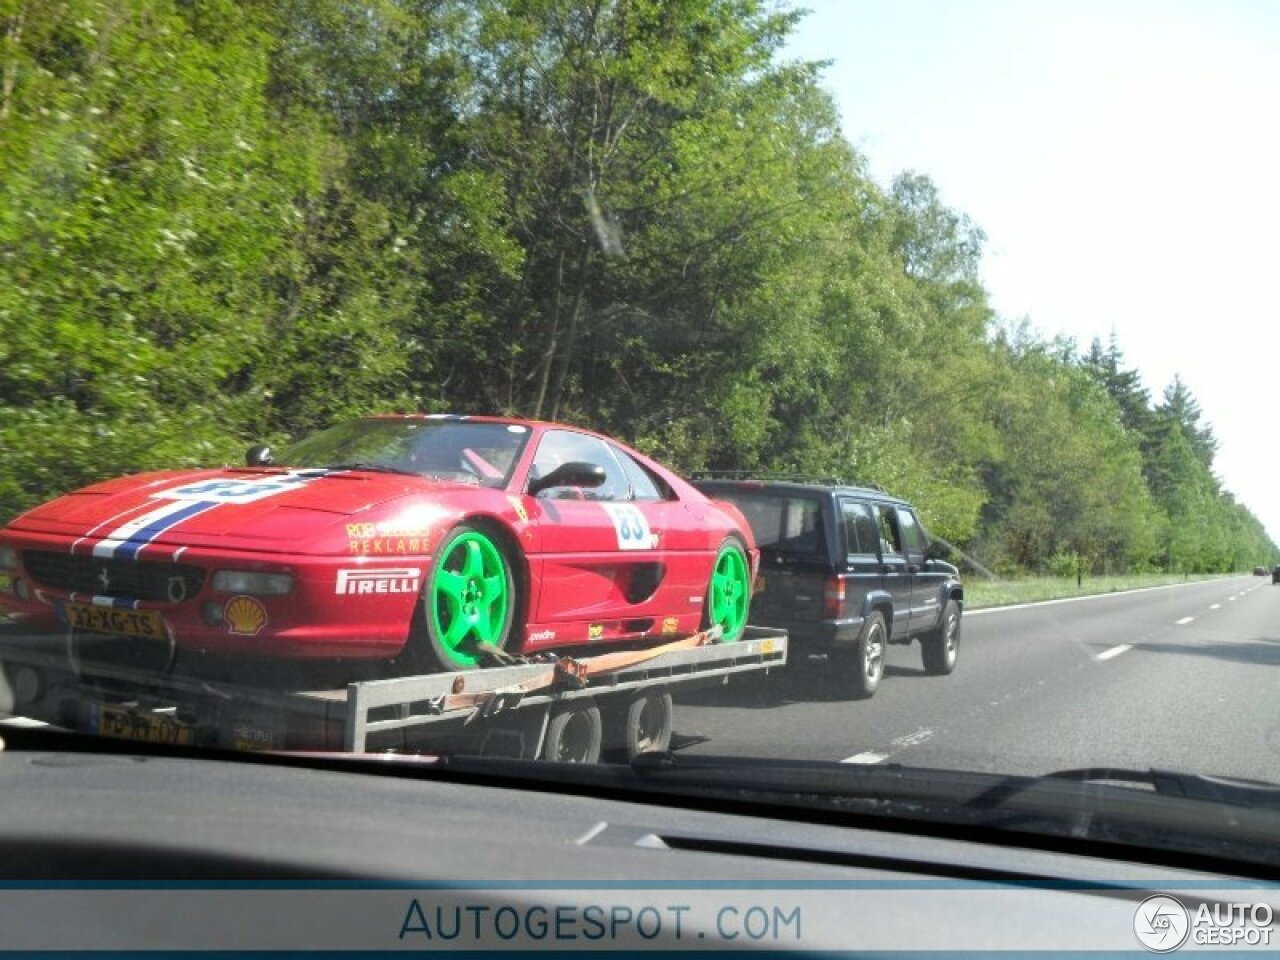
[1134,895,1190,952]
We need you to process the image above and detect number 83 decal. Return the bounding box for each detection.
[602,504,658,550]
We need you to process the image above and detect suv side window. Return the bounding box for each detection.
[876,504,903,557]
[896,508,926,564]
[840,500,879,557]
[528,430,629,501]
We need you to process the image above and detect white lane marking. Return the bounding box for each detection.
[1210,603,1221,610]
[843,729,935,766]
[575,821,609,846]
[967,577,1250,616]
[891,728,934,749]
[1176,616,1195,625]
[1095,644,1133,661]
[1229,596,1237,601]
[842,751,889,764]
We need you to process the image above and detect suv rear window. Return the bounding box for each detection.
[713,492,827,558]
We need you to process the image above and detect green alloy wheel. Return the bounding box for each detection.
[705,539,750,643]
[425,525,515,670]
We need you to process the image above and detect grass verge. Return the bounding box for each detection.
[965,572,1250,610]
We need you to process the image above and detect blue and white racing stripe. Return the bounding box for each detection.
[67,594,144,611]
[91,499,221,560]
[89,472,320,561]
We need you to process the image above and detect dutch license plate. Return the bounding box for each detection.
[232,721,277,752]
[95,703,193,746]
[65,601,165,640]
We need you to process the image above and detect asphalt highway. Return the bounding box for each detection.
[674,575,1280,784]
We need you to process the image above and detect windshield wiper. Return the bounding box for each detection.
[1018,767,1280,811]
[626,754,1280,813]
[318,462,419,477]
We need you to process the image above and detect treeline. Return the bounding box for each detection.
[0,0,1272,574]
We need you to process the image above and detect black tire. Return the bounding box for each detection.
[832,610,886,700]
[404,522,517,675]
[921,598,961,676]
[606,689,673,760]
[542,701,603,764]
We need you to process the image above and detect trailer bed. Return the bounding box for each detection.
[0,627,786,759]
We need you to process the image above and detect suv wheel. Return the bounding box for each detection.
[834,610,886,699]
[921,598,960,675]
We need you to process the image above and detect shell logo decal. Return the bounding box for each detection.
[224,595,268,636]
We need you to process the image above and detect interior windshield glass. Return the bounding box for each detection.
[1,0,1278,882]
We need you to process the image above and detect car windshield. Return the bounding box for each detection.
[3,0,1280,887]
[278,419,529,488]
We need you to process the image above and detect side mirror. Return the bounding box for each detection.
[246,444,275,467]
[529,461,607,496]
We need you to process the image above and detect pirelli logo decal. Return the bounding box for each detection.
[335,567,422,596]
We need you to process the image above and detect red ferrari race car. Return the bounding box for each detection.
[0,416,756,674]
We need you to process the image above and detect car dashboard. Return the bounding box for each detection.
[0,728,1274,952]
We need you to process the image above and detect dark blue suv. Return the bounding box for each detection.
[693,478,963,699]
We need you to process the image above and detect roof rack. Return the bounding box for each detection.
[688,470,887,492]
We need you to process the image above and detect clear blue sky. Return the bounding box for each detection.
[786,0,1280,542]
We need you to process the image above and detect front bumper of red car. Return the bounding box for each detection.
[0,531,428,660]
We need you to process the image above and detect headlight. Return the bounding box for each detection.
[211,570,294,596]
[0,546,16,570]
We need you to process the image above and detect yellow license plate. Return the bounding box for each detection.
[232,722,277,752]
[66,601,165,640]
[96,704,193,746]
[754,574,766,594]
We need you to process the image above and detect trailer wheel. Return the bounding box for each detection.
[542,701,602,764]
[701,536,751,642]
[410,522,516,673]
[606,689,673,760]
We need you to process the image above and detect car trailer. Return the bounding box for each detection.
[0,627,787,764]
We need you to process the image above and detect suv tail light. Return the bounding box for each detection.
[823,576,845,618]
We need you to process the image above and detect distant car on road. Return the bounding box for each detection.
[1273,565,1280,585]
[691,476,962,699]
[1254,566,1268,576]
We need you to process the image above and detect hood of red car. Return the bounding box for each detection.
[9,468,474,552]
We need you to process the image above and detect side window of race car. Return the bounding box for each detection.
[529,430,629,501]
[611,446,674,501]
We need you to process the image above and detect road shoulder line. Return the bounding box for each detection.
[967,578,1249,617]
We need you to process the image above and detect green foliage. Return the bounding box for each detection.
[0,0,1272,574]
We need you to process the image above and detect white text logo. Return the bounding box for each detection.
[336,568,422,596]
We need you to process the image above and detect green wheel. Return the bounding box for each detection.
[703,538,751,643]
[421,524,515,671]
